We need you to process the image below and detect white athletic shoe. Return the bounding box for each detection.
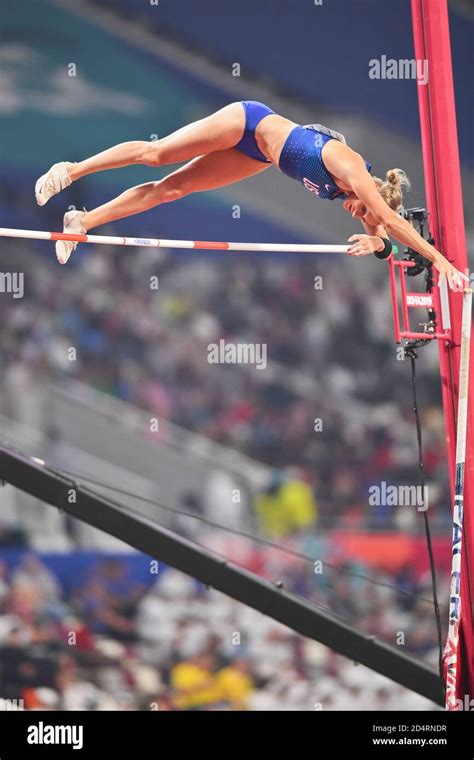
[56,209,86,265]
[35,162,73,206]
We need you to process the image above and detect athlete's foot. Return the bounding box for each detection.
[35,162,74,206]
[56,209,86,265]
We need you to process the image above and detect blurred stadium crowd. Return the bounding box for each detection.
[0,237,449,532]
[0,555,440,710]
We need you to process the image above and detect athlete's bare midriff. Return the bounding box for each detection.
[254,114,298,165]
[254,114,351,194]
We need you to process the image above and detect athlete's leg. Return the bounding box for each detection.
[68,103,246,182]
[81,148,269,231]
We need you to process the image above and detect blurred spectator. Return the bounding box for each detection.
[254,469,318,537]
[12,555,61,603]
[170,653,219,710]
[215,659,255,709]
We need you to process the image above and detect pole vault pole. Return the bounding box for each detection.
[411,0,474,705]
[446,290,473,709]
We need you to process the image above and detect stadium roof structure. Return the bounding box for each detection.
[0,445,444,706]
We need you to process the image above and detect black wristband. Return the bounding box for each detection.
[374,237,392,260]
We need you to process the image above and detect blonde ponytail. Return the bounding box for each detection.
[373,168,411,213]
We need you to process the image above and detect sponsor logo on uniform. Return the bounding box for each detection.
[303,177,320,195]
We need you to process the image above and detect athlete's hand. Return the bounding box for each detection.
[347,234,383,256]
[433,255,469,292]
[347,234,469,291]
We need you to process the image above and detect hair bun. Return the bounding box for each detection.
[374,168,411,212]
[386,168,411,191]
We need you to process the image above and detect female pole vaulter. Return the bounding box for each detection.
[35,100,466,289]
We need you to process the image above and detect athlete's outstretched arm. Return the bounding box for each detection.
[347,158,467,289]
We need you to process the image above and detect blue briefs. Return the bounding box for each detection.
[235,101,275,164]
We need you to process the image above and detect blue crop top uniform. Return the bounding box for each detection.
[278,123,372,200]
[235,101,372,200]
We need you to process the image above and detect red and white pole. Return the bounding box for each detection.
[0,227,348,254]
